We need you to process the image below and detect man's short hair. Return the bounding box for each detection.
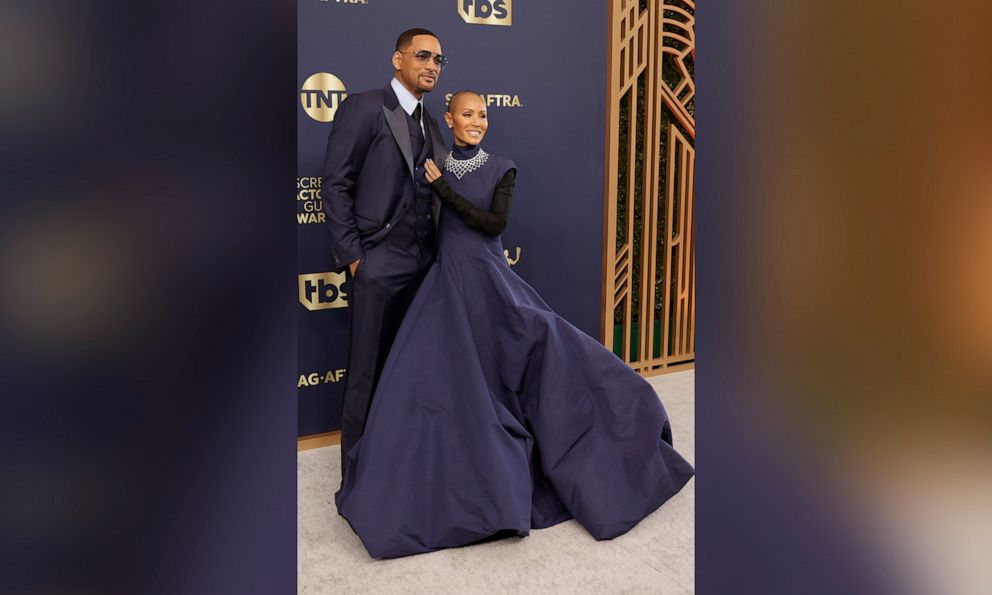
[395,28,438,51]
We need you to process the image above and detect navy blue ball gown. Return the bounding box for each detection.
[334,144,694,559]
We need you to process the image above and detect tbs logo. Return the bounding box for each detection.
[299,272,349,310]
[458,0,511,26]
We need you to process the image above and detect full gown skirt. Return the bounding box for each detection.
[335,153,694,558]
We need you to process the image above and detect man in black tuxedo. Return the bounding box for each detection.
[322,28,448,470]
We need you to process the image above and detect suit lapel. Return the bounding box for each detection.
[382,85,415,180]
[426,111,445,162]
[424,110,445,229]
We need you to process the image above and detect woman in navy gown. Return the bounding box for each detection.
[335,91,694,559]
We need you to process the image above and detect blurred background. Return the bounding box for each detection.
[696,1,992,593]
[0,2,296,593]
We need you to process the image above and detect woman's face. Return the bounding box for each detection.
[444,94,488,146]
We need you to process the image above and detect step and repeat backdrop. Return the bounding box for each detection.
[298,0,607,437]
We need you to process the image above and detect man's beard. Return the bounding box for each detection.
[416,73,437,94]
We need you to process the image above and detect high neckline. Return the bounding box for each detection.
[451,143,481,159]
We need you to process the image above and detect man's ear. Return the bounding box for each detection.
[391,51,402,71]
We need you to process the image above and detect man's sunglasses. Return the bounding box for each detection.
[400,49,449,70]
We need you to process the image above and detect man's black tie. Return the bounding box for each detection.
[412,103,425,142]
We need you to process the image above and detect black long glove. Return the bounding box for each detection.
[430,169,516,236]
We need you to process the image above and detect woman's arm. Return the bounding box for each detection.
[427,167,516,236]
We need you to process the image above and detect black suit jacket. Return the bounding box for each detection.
[322,82,445,268]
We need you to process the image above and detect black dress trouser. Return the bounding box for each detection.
[340,237,433,472]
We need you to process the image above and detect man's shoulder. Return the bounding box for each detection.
[342,87,387,111]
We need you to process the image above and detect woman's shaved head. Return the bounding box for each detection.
[447,90,483,113]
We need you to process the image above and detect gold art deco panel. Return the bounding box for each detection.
[602,0,695,375]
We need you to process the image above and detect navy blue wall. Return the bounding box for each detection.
[298,0,606,436]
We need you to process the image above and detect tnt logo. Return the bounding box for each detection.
[458,0,511,26]
[300,73,347,122]
[299,272,349,310]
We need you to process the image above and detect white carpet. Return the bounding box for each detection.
[298,369,695,594]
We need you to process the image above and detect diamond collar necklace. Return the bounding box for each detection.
[443,147,489,179]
